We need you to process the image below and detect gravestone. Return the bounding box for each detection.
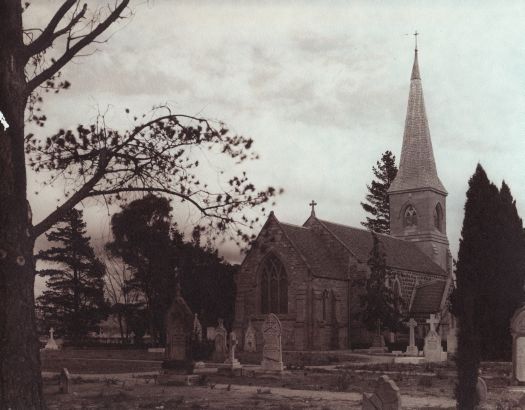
[244,319,257,352]
[446,316,458,355]
[212,319,228,362]
[477,376,487,403]
[362,374,402,410]
[206,326,216,341]
[370,320,387,353]
[261,313,284,372]
[192,313,202,342]
[510,306,525,384]
[59,368,71,394]
[44,327,59,351]
[405,318,419,356]
[159,284,199,385]
[423,314,446,362]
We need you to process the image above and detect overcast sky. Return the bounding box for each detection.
[27,1,525,292]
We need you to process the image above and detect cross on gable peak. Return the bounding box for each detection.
[309,200,317,216]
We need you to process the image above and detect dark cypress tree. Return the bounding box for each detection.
[361,151,398,234]
[358,233,404,333]
[453,164,499,408]
[37,209,108,344]
[488,181,525,359]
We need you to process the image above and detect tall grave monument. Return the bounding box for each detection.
[159,284,199,385]
[261,313,284,372]
[510,306,525,385]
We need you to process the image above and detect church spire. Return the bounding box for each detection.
[389,43,446,194]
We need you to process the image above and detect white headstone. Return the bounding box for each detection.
[405,318,419,356]
[44,327,59,351]
[424,314,446,362]
[446,322,458,355]
[261,314,284,372]
[511,307,525,384]
[244,319,257,352]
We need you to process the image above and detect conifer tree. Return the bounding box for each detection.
[453,164,500,408]
[361,151,398,234]
[37,209,108,344]
[358,233,404,333]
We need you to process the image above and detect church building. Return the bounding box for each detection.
[233,46,453,350]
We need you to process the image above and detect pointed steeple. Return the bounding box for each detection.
[389,47,446,194]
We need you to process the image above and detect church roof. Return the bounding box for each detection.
[317,219,446,276]
[388,49,447,194]
[410,279,448,321]
[279,222,347,279]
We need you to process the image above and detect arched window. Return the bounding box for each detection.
[393,277,402,311]
[404,205,418,227]
[434,203,443,232]
[260,255,288,314]
[322,290,329,321]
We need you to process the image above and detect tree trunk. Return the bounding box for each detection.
[0,1,46,408]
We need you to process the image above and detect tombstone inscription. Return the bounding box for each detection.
[261,313,284,372]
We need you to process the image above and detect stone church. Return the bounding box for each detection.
[233,47,453,351]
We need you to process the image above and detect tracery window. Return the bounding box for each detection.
[260,255,288,314]
[404,205,418,227]
[434,203,443,232]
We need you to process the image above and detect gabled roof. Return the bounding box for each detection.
[388,49,446,195]
[410,279,447,314]
[278,222,348,280]
[316,219,446,277]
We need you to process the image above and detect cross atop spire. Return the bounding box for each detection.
[309,200,317,216]
[414,30,419,52]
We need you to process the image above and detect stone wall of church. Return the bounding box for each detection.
[233,216,311,351]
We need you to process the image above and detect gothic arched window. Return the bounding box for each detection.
[404,205,418,227]
[260,255,288,314]
[322,290,329,321]
[393,278,402,311]
[434,203,443,232]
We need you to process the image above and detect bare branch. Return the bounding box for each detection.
[25,0,129,95]
[25,0,78,56]
[32,149,110,238]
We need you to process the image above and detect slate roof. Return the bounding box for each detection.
[279,222,347,279]
[388,49,447,194]
[410,279,447,314]
[317,220,446,276]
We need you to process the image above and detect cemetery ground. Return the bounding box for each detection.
[41,349,525,409]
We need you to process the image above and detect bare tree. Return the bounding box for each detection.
[0,2,277,408]
[104,254,142,342]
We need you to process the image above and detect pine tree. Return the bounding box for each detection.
[361,151,398,234]
[358,233,404,333]
[453,164,500,408]
[37,209,108,344]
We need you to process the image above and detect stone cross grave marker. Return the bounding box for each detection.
[244,319,257,352]
[45,327,59,350]
[224,331,241,369]
[510,306,525,384]
[59,368,71,394]
[261,313,284,372]
[362,374,402,410]
[405,318,418,356]
[424,314,446,362]
[213,318,228,362]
